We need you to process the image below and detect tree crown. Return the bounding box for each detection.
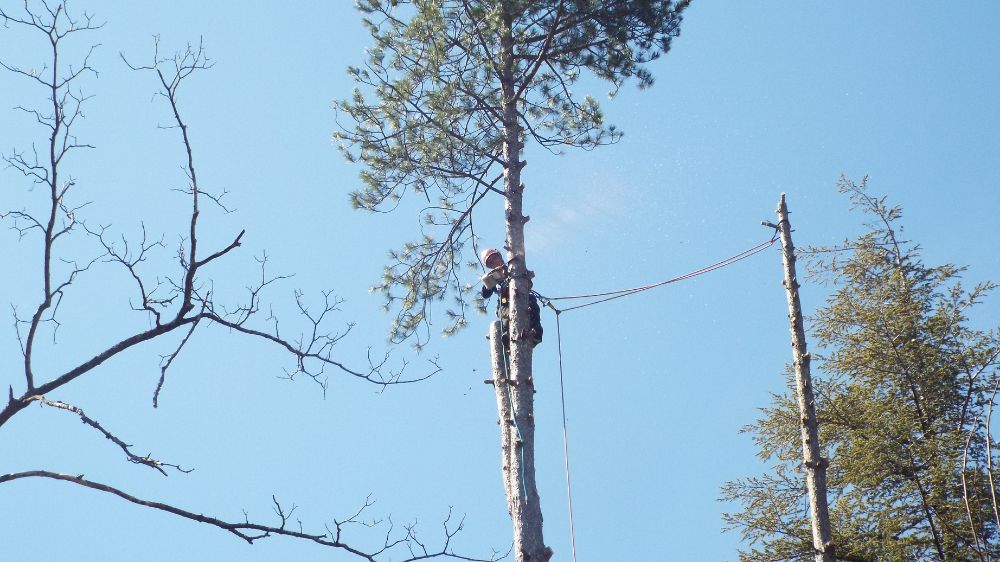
[335,0,689,344]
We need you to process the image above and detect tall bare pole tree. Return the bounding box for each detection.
[336,3,690,559]
[0,3,494,559]
[775,194,835,562]
[727,181,1000,561]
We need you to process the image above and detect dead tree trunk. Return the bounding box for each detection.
[776,193,835,562]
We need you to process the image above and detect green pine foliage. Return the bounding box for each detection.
[334,1,689,345]
[722,177,1000,562]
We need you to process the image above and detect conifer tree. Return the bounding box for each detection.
[335,2,689,559]
[722,177,1000,562]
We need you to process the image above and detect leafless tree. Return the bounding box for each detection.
[775,194,834,562]
[0,3,497,560]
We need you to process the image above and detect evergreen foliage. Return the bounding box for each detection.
[334,0,689,345]
[723,177,1000,561]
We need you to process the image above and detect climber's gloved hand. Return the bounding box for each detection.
[480,266,505,290]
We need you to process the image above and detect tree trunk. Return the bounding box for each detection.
[490,4,549,560]
[490,320,519,514]
[777,193,835,562]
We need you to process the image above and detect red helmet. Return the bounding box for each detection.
[480,247,502,265]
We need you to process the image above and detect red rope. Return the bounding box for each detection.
[539,233,778,313]
[538,231,778,560]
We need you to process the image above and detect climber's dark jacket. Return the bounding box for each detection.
[482,281,543,345]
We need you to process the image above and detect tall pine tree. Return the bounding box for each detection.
[335,2,690,560]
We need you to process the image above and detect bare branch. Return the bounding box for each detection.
[86,222,172,324]
[122,38,213,319]
[2,10,469,560]
[27,397,191,475]
[0,471,504,561]
[2,0,102,392]
[195,229,245,269]
[154,315,201,408]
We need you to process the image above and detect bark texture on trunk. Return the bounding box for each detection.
[490,312,548,562]
[489,6,549,558]
[777,193,835,562]
[490,320,518,512]
[496,112,550,562]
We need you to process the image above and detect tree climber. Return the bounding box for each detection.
[480,247,543,347]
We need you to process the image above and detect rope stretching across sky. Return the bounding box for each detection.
[534,231,779,314]
[525,229,779,562]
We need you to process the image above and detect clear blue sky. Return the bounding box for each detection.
[2,2,998,560]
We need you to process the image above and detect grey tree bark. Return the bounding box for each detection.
[776,193,835,562]
[489,321,517,512]
[487,8,548,558]
[490,315,549,562]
